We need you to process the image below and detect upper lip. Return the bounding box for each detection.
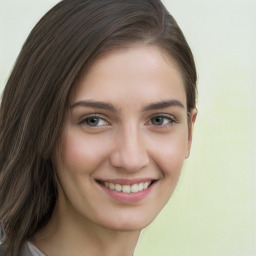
[95,178,158,185]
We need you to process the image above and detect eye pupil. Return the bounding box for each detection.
[152,117,164,125]
[86,117,99,126]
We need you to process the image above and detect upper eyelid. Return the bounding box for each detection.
[77,112,178,123]
[79,113,108,119]
[147,114,178,126]
[79,114,110,124]
[148,113,177,120]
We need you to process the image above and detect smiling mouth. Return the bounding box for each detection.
[96,180,156,194]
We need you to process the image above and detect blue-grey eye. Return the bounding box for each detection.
[150,116,173,126]
[84,117,107,126]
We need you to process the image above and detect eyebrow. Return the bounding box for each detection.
[70,100,117,112]
[70,99,185,112]
[142,99,185,111]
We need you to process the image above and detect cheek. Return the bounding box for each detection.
[61,131,111,174]
[149,128,188,177]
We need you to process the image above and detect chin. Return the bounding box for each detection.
[95,210,158,232]
[101,221,150,232]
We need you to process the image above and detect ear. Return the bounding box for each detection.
[185,108,197,159]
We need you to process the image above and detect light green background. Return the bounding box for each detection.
[0,0,255,255]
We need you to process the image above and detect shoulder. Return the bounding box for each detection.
[0,243,33,256]
[20,243,34,256]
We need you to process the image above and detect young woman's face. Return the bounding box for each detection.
[54,45,196,231]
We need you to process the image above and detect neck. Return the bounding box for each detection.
[32,193,141,256]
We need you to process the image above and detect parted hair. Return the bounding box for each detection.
[0,0,197,254]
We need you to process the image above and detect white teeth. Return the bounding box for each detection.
[115,184,122,192]
[143,182,150,189]
[131,184,139,193]
[109,183,115,190]
[102,181,152,193]
[122,185,131,193]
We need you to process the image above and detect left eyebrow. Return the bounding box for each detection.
[142,99,185,112]
[70,100,117,112]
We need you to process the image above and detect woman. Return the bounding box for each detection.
[0,0,197,255]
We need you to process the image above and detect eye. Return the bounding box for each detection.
[149,115,176,126]
[80,116,109,127]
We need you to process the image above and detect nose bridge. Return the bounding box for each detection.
[110,121,149,171]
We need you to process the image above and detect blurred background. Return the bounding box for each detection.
[0,0,255,255]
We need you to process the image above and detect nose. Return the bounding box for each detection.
[109,125,149,172]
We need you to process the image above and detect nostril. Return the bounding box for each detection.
[109,149,149,171]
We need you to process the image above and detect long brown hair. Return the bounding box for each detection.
[0,0,197,254]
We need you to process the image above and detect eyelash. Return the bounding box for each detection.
[147,114,177,127]
[79,114,177,128]
[79,114,110,127]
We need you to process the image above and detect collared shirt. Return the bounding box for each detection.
[19,242,135,256]
[20,242,46,256]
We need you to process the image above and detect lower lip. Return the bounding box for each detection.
[98,182,156,203]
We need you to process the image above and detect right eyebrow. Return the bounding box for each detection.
[142,99,185,112]
[70,100,117,112]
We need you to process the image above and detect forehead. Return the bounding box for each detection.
[72,45,186,108]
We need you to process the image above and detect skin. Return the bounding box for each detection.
[32,45,197,256]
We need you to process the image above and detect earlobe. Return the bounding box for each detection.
[185,108,197,159]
